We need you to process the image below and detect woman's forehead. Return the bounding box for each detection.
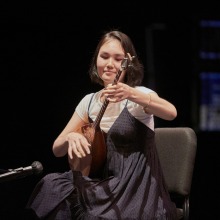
[99,39,125,54]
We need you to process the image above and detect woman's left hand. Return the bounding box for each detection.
[102,82,131,102]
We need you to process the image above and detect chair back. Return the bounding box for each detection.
[155,127,197,196]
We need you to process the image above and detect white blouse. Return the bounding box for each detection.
[75,86,155,133]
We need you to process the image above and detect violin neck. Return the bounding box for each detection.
[93,68,123,130]
[93,98,109,129]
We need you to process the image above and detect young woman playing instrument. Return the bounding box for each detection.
[26,30,178,219]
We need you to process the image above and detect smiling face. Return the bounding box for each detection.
[96,39,126,87]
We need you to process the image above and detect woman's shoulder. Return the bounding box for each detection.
[80,90,102,103]
[135,86,155,93]
[83,92,95,100]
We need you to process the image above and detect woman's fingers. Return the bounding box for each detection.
[67,132,91,158]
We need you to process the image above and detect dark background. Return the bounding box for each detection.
[1,2,220,219]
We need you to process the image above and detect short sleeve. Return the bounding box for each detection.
[75,93,94,123]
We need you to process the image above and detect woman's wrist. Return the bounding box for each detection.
[143,93,151,112]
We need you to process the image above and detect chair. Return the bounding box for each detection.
[155,127,197,220]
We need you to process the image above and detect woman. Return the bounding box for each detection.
[26,30,178,219]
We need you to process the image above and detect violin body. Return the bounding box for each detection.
[82,123,107,177]
[68,123,107,178]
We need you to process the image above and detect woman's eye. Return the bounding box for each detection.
[117,58,123,62]
[101,55,108,60]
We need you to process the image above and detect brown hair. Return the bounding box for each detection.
[89,30,144,87]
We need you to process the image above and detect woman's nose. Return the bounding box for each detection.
[106,59,114,68]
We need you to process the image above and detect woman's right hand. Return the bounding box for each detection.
[66,132,91,159]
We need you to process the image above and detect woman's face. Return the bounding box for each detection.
[96,39,126,87]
